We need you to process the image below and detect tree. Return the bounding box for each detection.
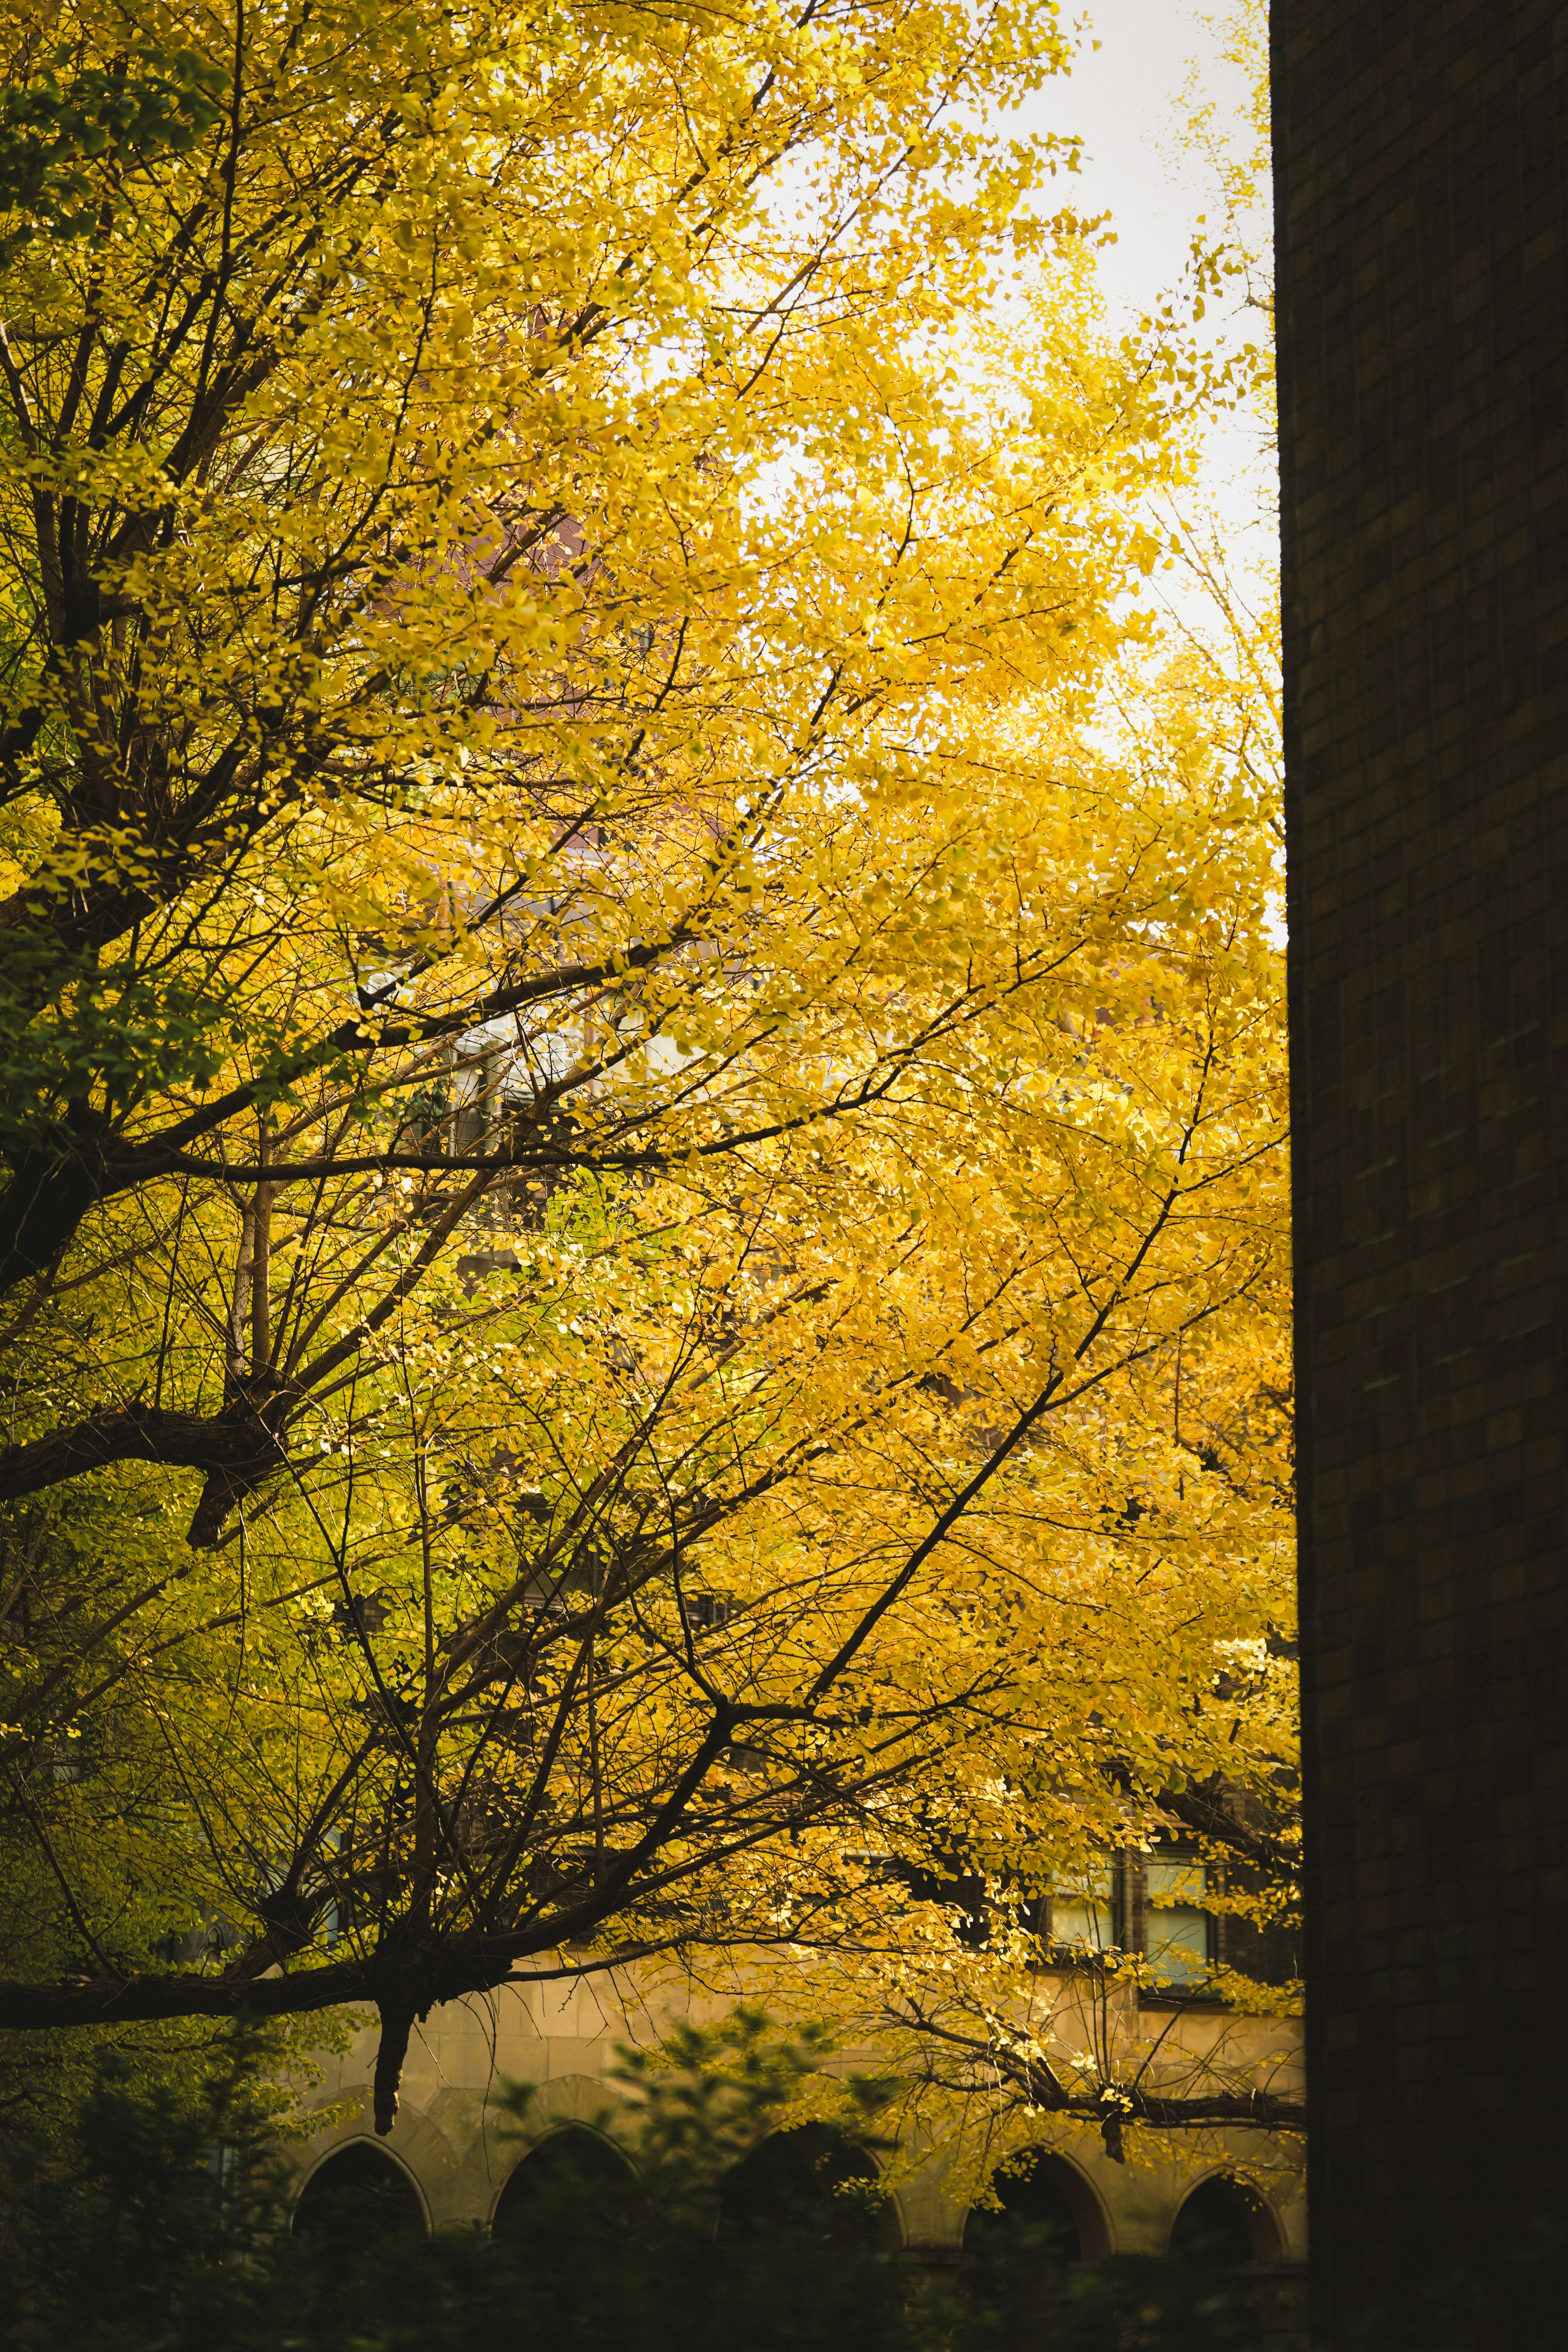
[0,0,1123,1325]
[0,35,224,253]
[801,2,1300,2186]
[0,0,1293,2143]
[625,599,1300,2188]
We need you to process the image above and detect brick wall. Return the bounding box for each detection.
[1273,0,1568,2328]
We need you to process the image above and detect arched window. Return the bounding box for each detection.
[494,2125,638,2236]
[1169,2175,1274,2266]
[963,2151,1101,2350]
[291,2141,426,2250]
[719,2122,898,2250]
[964,2148,1085,2267]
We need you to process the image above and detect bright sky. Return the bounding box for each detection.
[1019,0,1257,330]
[1011,2,1278,599]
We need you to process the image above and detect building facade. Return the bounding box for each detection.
[281,1967,1305,2300]
[1274,0,1568,2331]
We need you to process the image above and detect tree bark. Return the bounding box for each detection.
[372,1998,415,2137]
[0,1398,292,1543]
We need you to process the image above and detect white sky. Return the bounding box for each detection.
[1008,2,1278,602]
[1017,0,1256,331]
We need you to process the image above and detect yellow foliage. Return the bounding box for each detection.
[0,0,1292,2159]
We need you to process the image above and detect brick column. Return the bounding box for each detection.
[1272,0,1568,2329]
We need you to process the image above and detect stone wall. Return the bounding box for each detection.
[1273,0,1568,2326]
[284,1978,1306,2270]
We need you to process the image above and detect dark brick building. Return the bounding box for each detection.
[1273,0,1568,2330]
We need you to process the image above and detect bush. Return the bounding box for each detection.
[0,2012,1282,2352]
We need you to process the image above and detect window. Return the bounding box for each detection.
[493,2125,637,2235]
[684,1590,732,1631]
[963,2152,1105,2350]
[321,1828,346,1948]
[291,2143,426,2249]
[1169,2175,1272,2266]
[719,2123,898,2251]
[964,2150,1083,2266]
[1145,1855,1211,1989]
[1045,1859,1117,1958]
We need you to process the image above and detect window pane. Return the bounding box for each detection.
[1049,1862,1114,1953]
[1146,1859,1208,1986]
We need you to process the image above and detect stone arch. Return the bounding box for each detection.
[479,2071,640,2220]
[719,2120,903,2251]
[1167,2173,1283,2266]
[492,2121,639,2235]
[291,2136,429,2245]
[964,2145,1111,2266]
[289,2070,471,2232]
